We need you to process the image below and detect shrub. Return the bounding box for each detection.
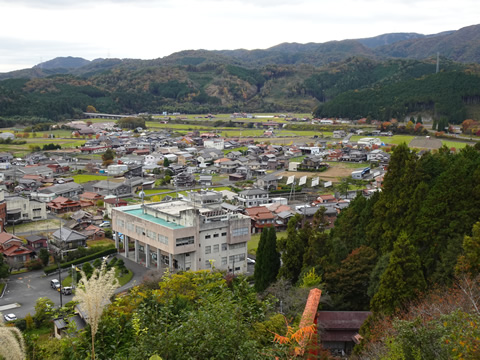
[25,259,43,271]
[44,247,118,275]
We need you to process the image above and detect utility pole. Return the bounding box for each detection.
[436,52,440,74]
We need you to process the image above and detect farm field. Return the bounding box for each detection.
[72,174,110,183]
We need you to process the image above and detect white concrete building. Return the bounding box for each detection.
[6,196,47,224]
[112,190,250,273]
[203,139,225,150]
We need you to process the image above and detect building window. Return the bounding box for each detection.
[213,233,219,238]
[158,234,169,245]
[221,257,227,265]
[127,222,134,231]
[229,242,246,250]
[232,227,249,237]
[221,232,227,237]
[135,226,144,235]
[116,219,124,228]
[221,243,227,251]
[205,260,212,268]
[213,244,219,253]
[176,236,194,247]
[205,234,211,239]
[229,253,246,263]
[205,246,211,254]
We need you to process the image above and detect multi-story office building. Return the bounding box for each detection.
[112,190,250,273]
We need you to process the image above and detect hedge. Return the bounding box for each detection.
[44,247,118,275]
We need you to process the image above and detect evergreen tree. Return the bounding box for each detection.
[278,214,307,284]
[163,157,170,167]
[416,115,423,124]
[254,228,268,292]
[370,232,426,315]
[456,221,480,277]
[254,227,281,293]
[326,246,377,311]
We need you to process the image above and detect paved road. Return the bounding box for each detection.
[0,269,66,319]
[0,254,149,320]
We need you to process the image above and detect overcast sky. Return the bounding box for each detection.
[0,0,478,73]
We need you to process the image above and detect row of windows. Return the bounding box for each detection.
[205,244,222,254]
[204,254,245,268]
[176,236,194,247]
[232,227,249,237]
[229,253,246,263]
[204,232,227,239]
[229,242,246,250]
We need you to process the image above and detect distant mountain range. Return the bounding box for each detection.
[0,24,478,80]
[0,24,480,123]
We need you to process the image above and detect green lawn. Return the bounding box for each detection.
[72,174,109,183]
[441,140,469,149]
[248,231,287,255]
[136,188,172,195]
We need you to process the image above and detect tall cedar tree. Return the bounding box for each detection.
[326,246,377,310]
[254,227,280,292]
[278,214,306,284]
[370,232,426,315]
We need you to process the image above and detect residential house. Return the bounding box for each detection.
[92,180,132,197]
[25,234,48,252]
[220,160,240,174]
[81,224,105,240]
[47,197,82,214]
[174,172,195,188]
[333,130,347,138]
[34,182,84,201]
[244,206,276,233]
[316,194,337,204]
[255,174,282,191]
[50,228,88,254]
[0,231,33,266]
[104,197,128,218]
[236,188,269,207]
[198,175,213,186]
[298,156,329,171]
[79,192,104,203]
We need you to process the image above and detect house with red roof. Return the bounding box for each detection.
[47,197,82,214]
[0,231,34,266]
[244,206,277,233]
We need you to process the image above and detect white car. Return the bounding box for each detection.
[99,222,111,228]
[3,313,17,322]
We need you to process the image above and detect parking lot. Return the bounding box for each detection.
[0,269,67,319]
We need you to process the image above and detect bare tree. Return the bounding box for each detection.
[74,261,119,360]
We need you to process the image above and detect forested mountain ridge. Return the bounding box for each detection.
[1,24,480,122]
[1,56,480,122]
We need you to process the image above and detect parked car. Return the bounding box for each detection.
[3,313,17,322]
[51,279,60,290]
[99,221,111,228]
[62,286,72,295]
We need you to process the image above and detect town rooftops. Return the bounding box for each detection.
[52,228,87,242]
[238,188,269,196]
